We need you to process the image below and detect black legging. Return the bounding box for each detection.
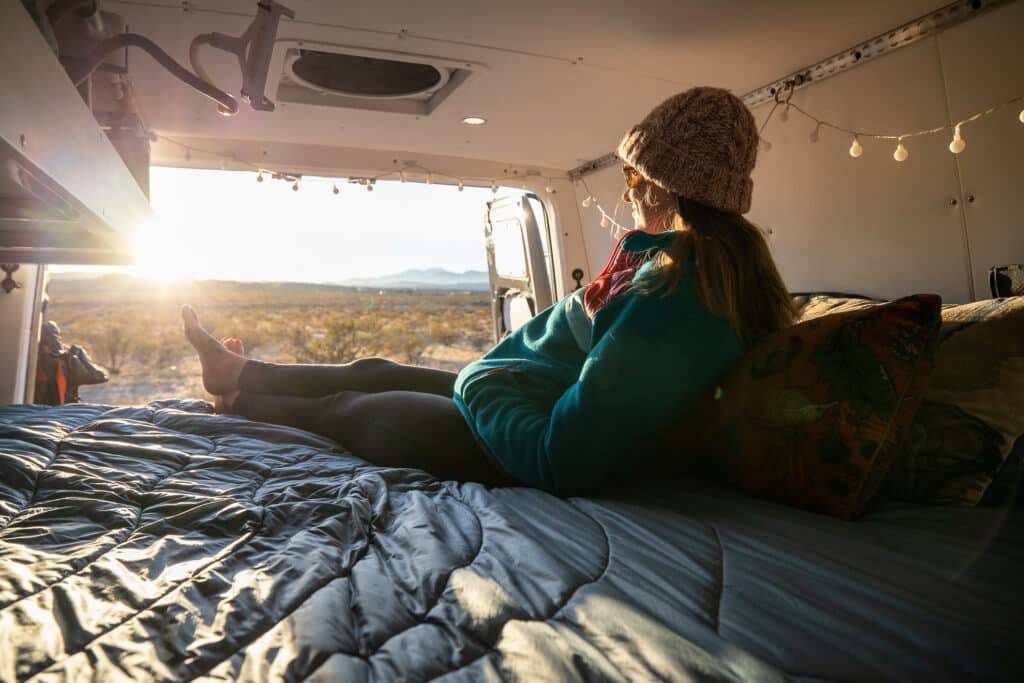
[231,358,506,485]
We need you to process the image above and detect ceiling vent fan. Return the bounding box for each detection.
[271,41,479,115]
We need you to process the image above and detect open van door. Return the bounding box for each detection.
[485,194,554,343]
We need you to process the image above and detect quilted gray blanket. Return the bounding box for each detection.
[0,401,1020,682]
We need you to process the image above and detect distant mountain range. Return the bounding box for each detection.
[51,267,491,291]
[335,268,489,291]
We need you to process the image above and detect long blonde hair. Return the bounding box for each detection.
[636,196,795,343]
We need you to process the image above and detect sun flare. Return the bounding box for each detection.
[132,221,193,283]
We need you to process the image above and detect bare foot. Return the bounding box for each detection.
[182,305,246,397]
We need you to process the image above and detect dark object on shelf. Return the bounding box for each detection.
[989,264,1024,297]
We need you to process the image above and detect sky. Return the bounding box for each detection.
[114,167,504,283]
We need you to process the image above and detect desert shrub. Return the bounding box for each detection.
[426,318,458,346]
[132,328,186,370]
[81,316,132,375]
[378,319,428,364]
[289,312,384,364]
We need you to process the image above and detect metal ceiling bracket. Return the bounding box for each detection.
[568,0,1010,180]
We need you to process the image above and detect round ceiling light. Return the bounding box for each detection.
[462,116,487,125]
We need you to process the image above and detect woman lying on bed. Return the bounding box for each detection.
[183,86,794,496]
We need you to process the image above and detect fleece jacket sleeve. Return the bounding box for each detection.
[520,289,741,496]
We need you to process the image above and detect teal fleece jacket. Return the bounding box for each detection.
[453,230,744,496]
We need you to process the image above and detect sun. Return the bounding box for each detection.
[132,220,193,283]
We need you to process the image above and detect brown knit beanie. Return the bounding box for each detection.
[616,87,758,214]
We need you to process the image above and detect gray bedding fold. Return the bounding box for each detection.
[0,400,1020,682]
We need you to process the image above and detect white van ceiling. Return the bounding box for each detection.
[111,0,948,171]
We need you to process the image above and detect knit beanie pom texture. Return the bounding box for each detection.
[616,87,759,215]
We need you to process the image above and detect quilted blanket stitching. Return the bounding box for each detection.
[423,498,615,682]
[23,437,325,680]
[293,492,486,682]
[0,447,193,610]
[0,411,203,611]
[0,421,84,535]
[23,522,263,681]
[0,408,159,534]
[186,477,383,680]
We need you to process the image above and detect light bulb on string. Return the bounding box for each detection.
[292,180,299,192]
[600,214,610,228]
[849,135,863,158]
[256,171,264,183]
[332,183,339,195]
[809,122,821,143]
[779,105,789,123]
[367,180,374,192]
[949,125,966,154]
[399,170,407,183]
[457,178,465,192]
[491,180,498,193]
[1019,109,1024,124]
[893,137,908,162]
[426,172,433,185]
[581,196,593,208]
[545,184,555,194]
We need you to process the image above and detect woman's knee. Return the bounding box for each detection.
[347,357,397,373]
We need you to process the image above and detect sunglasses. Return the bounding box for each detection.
[622,164,643,189]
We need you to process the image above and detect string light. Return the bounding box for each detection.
[949,125,966,154]
[893,137,908,162]
[849,135,863,158]
[577,176,632,239]
[779,104,790,123]
[158,134,566,198]
[755,86,1022,164]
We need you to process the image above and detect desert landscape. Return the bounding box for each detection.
[46,274,494,406]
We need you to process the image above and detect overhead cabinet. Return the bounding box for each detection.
[0,2,152,265]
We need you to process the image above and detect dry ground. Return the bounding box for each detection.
[47,275,494,406]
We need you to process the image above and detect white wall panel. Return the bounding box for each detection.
[0,265,42,404]
[748,36,970,303]
[937,0,1024,299]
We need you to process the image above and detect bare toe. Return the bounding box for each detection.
[223,338,245,356]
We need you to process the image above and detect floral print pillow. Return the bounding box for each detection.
[671,295,942,520]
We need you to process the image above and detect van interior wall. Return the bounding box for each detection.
[0,265,43,403]
[573,0,1023,304]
